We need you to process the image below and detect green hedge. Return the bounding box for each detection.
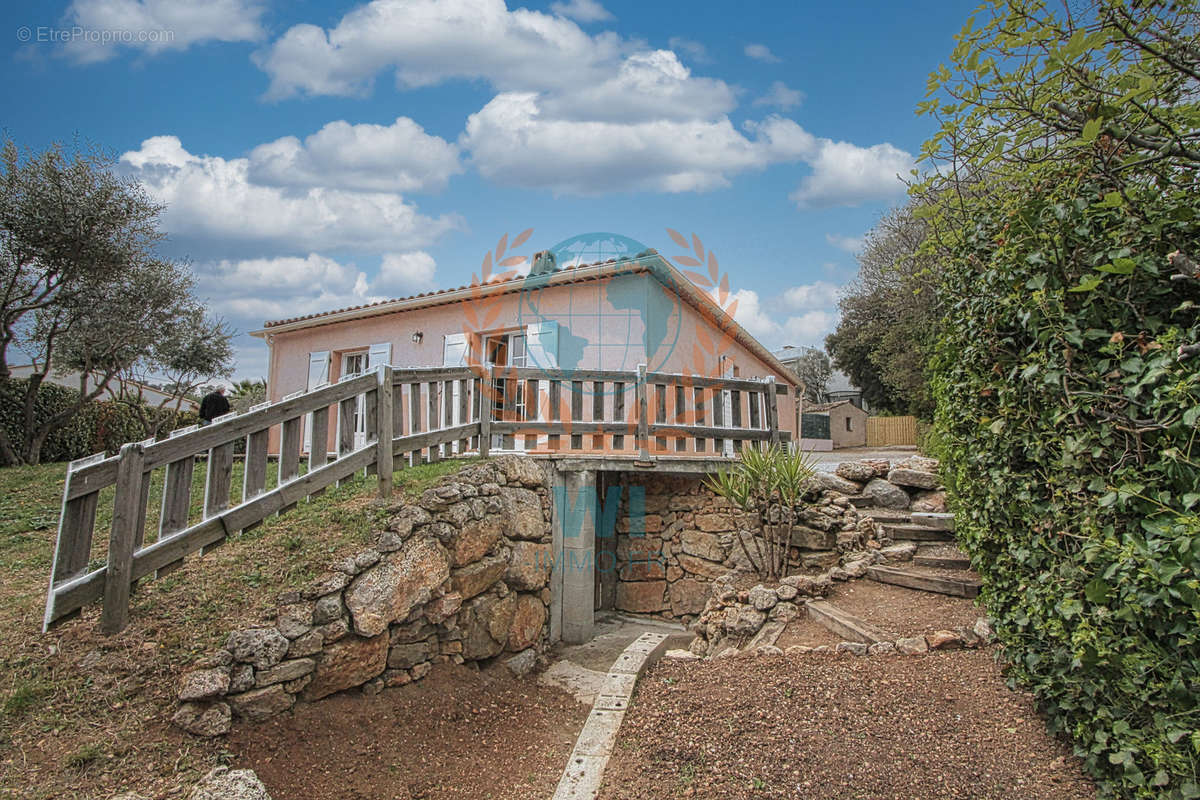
[933,169,1200,797]
[0,378,199,462]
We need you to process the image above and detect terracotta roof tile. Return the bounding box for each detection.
[261,259,612,329]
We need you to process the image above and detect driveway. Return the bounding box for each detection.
[806,445,918,471]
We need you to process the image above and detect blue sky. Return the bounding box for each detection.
[1,0,970,380]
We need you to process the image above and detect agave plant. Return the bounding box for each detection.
[705,444,818,580]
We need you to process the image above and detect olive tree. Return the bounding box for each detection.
[0,139,232,464]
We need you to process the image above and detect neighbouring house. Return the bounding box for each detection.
[825,369,868,412]
[250,250,802,456]
[807,400,868,448]
[771,347,867,412]
[8,364,199,412]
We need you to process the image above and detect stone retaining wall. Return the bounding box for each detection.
[173,457,554,737]
[608,472,873,623]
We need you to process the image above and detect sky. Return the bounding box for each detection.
[1,0,972,381]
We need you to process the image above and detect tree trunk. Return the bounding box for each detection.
[24,427,48,466]
[0,426,23,466]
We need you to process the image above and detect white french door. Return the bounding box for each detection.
[342,352,368,448]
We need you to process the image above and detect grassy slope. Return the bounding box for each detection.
[0,457,478,800]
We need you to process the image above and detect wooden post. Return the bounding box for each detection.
[53,491,99,582]
[280,415,302,507]
[376,366,395,499]
[364,385,379,476]
[458,378,469,453]
[204,443,235,518]
[160,457,194,538]
[479,367,494,458]
[202,441,234,551]
[636,363,650,463]
[133,472,152,549]
[337,396,356,485]
[427,381,441,463]
[307,406,331,498]
[244,430,269,499]
[765,376,781,447]
[101,442,145,634]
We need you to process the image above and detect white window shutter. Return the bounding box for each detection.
[307,351,330,390]
[367,342,392,370]
[443,333,468,366]
[525,321,559,369]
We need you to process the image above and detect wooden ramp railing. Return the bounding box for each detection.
[44,364,791,633]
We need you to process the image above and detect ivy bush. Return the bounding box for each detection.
[933,165,1200,797]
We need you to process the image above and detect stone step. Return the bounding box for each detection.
[881,523,954,542]
[910,512,955,531]
[914,546,971,570]
[856,508,912,524]
[806,600,891,644]
[866,565,980,598]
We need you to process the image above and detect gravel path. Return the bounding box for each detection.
[599,649,1095,799]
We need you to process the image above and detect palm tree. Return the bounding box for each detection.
[230,378,266,413]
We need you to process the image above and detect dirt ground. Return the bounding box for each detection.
[230,661,588,800]
[600,649,1096,800]
[773,614,842,649]
[825,579,982,639]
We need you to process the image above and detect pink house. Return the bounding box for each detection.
[250,251,800,457]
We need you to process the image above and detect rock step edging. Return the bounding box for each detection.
[867,565,981,598]
[807,600,891,644]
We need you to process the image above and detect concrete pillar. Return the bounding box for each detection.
[556,468,596,644]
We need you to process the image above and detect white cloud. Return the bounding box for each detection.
[783,309,838,342]
[722,288,779,341]
[462,100,912,201]
[668,36,710,63]
[120,136,460,256]
[744,116,818,160]
[539,50,735,123]
[752,81,804,110]
[247,117,462,194]
[782,281,842,310]
[376,251,437,292]
[714,282,842,349]
[462,92,775,193]
[825,233,864,254]
[550,0,613,22]
[744,43,780,63]
[791,140,913,209]
[254,0,738,124]
[62,0,265,63]
[255,0,623,99]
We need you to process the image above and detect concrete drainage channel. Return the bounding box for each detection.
[552,630,686,799]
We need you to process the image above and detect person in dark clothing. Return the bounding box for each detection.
[198,386,231,425]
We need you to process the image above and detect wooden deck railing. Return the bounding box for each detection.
[44,364,790,633]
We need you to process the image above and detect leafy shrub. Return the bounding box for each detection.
[0,379,94,463]
[0,378,199,462]
[933,167,1200,797]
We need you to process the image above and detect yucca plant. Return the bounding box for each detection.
[705,444,818,580]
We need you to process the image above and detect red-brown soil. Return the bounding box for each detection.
[229,662,588,800]
[600,649,1095,800]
